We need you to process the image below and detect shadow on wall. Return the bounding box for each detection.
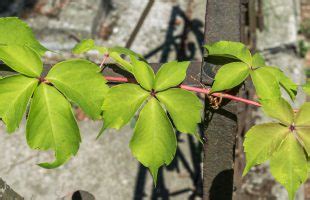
[133,5,205,200]
[0,0,38,17]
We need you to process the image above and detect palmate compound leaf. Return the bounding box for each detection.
[0,45,43,77]
[204,41,252,66]
[26,84,81,168]
[252,53,266,68]
[153,61,190,91]
[129,97,177,183]
[0,75,38,133]
[270,133,308,200]
[0,17,47,55]
[243,123,289,175]
[211,62,249,92]
[46,59,109,120]
[101,84,149,131]
[156,88,202,135]
[295,103,310,155]
[131,56,155,91]
[250,67,281,100]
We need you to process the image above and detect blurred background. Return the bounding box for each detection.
[0,0,309,199]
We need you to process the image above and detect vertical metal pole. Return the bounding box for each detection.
[202,0,241,199]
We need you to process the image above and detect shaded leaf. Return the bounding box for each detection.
[46,59,109,119]
[204,41,252,66]
[156,88,202,134]
[250,67,281,100]
[211,62,249,92]
[101,83,149,131]
[260,98,294,125]
[154,61,190,91]
[26,84,81,168]
[0,75,38,133]
[0,17,47,55]
[130,98,177,183]
[243,123,288,175]
[0,45,43,77]
[270,133,307,200]
[131,56,155,91]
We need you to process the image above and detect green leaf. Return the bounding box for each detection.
[154,61,190,91]
[204,41,252,66]
[263,66,297,100]
[72,39,95,54]
[101,83,149,131]
[252,53,265,68]
[26,84,81,168]
[131,56,155,91]
[72,39,107,54]
[296,127,310,156]
[250,67,281,100]
[260,98,294,125]
[303,82,310,96]
[270,133,307,200]
[0,17,47,55]
[0,75,38,133]
[0,45,43,77]
[211,62,249,92]
[129,98,177,183]
[46,59,109,119]
[295,102,310,126]
[243,123,288,175]
[108,46,145,73]
[156,88,202,134]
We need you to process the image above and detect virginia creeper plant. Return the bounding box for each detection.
[0,17,309,199]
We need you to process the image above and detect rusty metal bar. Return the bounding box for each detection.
[202,0,241,199]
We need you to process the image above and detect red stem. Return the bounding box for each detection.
[103,76,261,107]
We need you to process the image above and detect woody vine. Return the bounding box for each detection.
[0,17,310,200]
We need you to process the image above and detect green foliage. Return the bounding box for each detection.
[211,62,249,92]
[154,61,190,91]
[26,84,81,168]
[72,39,107,54]
[130,98,177,183]
[206,41,297,101]
[46,59,109,119]
[243,100,310,199]
[0,45,43,77]
[0,75,38,133]
[0,17,47,55]
[101,58,202,182]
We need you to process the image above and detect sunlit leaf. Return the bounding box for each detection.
[131,56,155,91]
[250,67,281,100]
[243,123,288,175]
[46,59,109,119]
[26,84,81,168]
[72,39,107,54]
[211,62,249,92]
[0,75,38,133]
[0,45,43,77]
[296,127,310,156]
[130,98,177,183]
[295,102,310,126]
[270,133,307,200]
[0,17,47,55]
[263,66,297,100]
[303,82,310,96]
[260,98,294,125]
[252,53,265,68]
[156,88,202,134]
[101,84,149,131]
[154,61,190,91]
[204,41,252,66]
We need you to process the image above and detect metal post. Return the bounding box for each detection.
[202,0,241,199]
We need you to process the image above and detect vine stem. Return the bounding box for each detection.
[103,76,262,107]
[99,54,109,72]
